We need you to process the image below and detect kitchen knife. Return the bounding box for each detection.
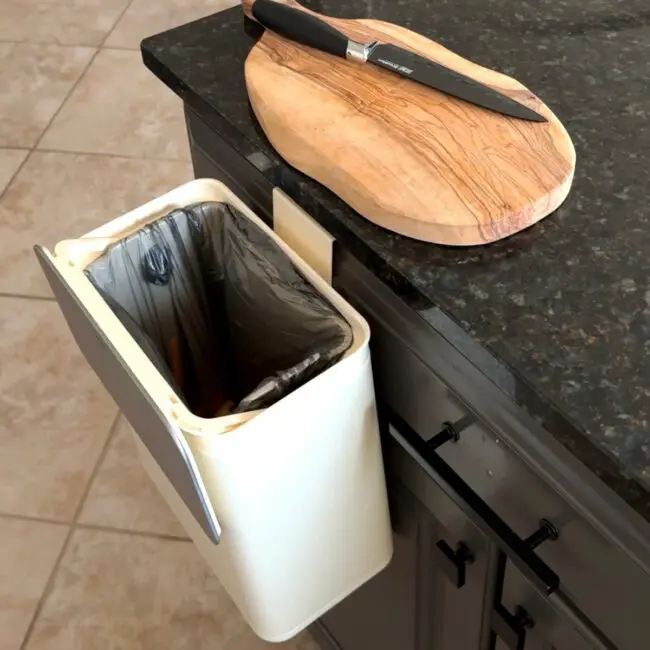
[248,0,547,122]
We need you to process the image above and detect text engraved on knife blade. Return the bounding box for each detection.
[375,58,414,75]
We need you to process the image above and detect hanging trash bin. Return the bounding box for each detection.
[34,179,393,643]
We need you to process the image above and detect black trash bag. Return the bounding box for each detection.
[85,201,353,417]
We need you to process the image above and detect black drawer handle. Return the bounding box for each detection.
[524,519,558,549]
[386,411,560,595]
[492,604,534,650]
[435,539,474,588]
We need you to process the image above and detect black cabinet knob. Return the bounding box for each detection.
[492,604,534,650]
[435,539,475,589]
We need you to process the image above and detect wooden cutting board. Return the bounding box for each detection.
[242,0,576,246]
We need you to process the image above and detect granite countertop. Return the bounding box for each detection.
[141,0,650,521]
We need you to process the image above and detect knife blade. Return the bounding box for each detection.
[250,0,547,122]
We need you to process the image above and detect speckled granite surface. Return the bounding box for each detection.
[141,0,650,520]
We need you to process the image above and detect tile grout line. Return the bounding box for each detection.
[26,0,136,158]
[30,34,105,149]
[0,292,54,301]
[0,150,32,204]
[0,41,140,51]
[73,521,191,543]
[0,510,191,543]
[0,0,190,201]
[28,52,100,154]
[0,512,67,527]
[18,410,122,650]
[0,39,101,204]
[99,0,137,50]
[34,147,192,164]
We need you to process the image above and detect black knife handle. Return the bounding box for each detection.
[252,0,349,58]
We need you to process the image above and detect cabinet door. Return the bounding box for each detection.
[493,562,611,650]
[384,424,496,650]
[319,479,434,650]
[428,512,494,650]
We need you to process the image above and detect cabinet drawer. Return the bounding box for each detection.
[333,251,650,650]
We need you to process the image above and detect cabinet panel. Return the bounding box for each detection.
[384,429,495,650]
[319,424,496,650]
[495,635,587,650]
[494,563,610,650]
[431,531,493,650]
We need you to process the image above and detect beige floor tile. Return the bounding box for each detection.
[0,0,130,47]
[0,298,118,520]
[0,43,95,148]
[79,418,187,537]
[39,49,190,159]
[106,0,239,49]
[0,517,69,650]
[0,151,193,297]
[0,149,27,194]
[26,529,249,650]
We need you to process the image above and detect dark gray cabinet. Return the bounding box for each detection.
[182,107,644,650]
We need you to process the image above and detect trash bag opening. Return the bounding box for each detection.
[84,201,353,418]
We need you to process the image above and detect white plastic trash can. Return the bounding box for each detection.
[35,179,394,642]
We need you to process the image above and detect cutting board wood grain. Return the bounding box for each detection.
[242,0,576,246]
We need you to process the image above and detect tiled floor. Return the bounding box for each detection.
[0,1,318,649]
